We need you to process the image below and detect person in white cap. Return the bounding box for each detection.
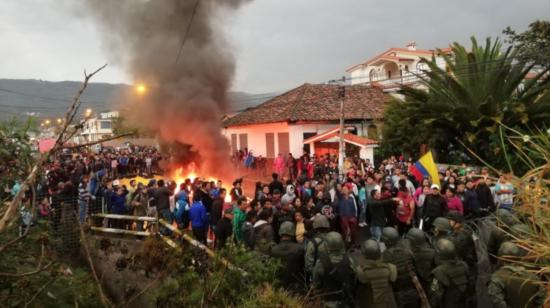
[421,184,448,232]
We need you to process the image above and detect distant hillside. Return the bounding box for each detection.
[0,79,275,119]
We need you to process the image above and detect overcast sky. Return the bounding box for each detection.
[0,0,549,93]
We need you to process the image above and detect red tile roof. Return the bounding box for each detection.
[223,83,388,127]
[303,131,378,147]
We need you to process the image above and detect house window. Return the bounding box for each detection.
[238,134,248,151]
[99,121,112,129]
[405,65,409,72]
[231,134,238,154]
[277,132,290,155]
[265,133,275,158]
[387,70,392,79]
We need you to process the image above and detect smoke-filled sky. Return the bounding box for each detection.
[0,0,549,93]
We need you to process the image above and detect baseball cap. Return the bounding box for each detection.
[113,180,120,186]
[430,184,440,190]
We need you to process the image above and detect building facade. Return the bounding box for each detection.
[346,42,451,91]
[222,83,386,164]
[76,111,119,143]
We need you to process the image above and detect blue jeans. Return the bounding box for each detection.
[499,203,513,212]
[359,200,367,224]
[370,225,382,241]
[160,208,173,235]
[78,201,88,223]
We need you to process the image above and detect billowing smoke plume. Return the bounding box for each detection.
[83,0,250,178]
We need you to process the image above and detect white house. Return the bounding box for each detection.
[76,111,119,143]
[346,42,451,91]
[222,83,387,164]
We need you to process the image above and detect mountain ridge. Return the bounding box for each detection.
[0,79,274,119]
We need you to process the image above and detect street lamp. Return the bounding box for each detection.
[44,119,51,126]
[135,83,147,95]
[85,108,93,118]
[56,118,63,124]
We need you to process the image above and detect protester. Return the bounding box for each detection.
[189,195,208,245]
[215,208,234,250]
[33,142,535,307]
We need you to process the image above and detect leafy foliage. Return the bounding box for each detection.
[0,220,102,307]
[0,117,38,192]
[150,241,304,307]
[504,20,550,67]
[380,37,550,173]
[487,127,550,296]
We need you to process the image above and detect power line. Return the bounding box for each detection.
[175,0,201,65]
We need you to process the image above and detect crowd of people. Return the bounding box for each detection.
[14,146,546,308]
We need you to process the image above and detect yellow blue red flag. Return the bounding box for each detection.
[410,151,440,186]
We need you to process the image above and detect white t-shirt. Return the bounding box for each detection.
[495,182,514,205]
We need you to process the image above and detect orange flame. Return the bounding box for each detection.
[172,162,232,204]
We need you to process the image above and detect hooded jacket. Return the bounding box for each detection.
[281,185,296,205]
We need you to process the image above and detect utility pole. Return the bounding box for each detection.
[338,76,346,181]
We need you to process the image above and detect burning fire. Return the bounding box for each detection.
[171,162,232,203]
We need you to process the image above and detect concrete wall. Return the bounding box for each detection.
[222,122,289,157]
[223,122,369,158]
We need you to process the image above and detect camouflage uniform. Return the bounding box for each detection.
[428,239,469,308]
[381,227,418,307]
[406,228,436,290]
[487,209,518,265]
[353,239,398,308]
[488,241,546,308]
[305,215,330,275]
[312,231,355,308]
[270,221,306,294]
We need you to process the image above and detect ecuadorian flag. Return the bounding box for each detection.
[410,151,440,186]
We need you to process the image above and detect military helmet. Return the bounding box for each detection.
[381,227,400,247]
[325,231,345,254]
[498,241,522,258]
[312,215,330,230]
[278,221,296,237]
[361,239,381,260]
[406,228,427,246]
[446,210,465,223]
[496,209,518,227]
[510,224,530,238]
[434,238,456,261]
[433,217,452,234]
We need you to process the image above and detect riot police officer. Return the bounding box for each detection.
[381,227,418,308]
[432,217,453,240]
[406,228,436,290]
[305,215,330,275]
[353,239,398,308]
[487,209,518,265]
[312,231,355,307]
[487,241,546,308]
[428,239,469,308]
[270,221,306,294]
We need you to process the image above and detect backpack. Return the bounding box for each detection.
[319,253,355,305]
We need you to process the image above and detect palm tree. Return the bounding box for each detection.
[382,37,550,171]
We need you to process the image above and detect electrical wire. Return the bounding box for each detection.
[175,0,201,65]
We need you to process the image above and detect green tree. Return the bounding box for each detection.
[504,20,550,67]
[0,117,38,194]
[381,37,550,172]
